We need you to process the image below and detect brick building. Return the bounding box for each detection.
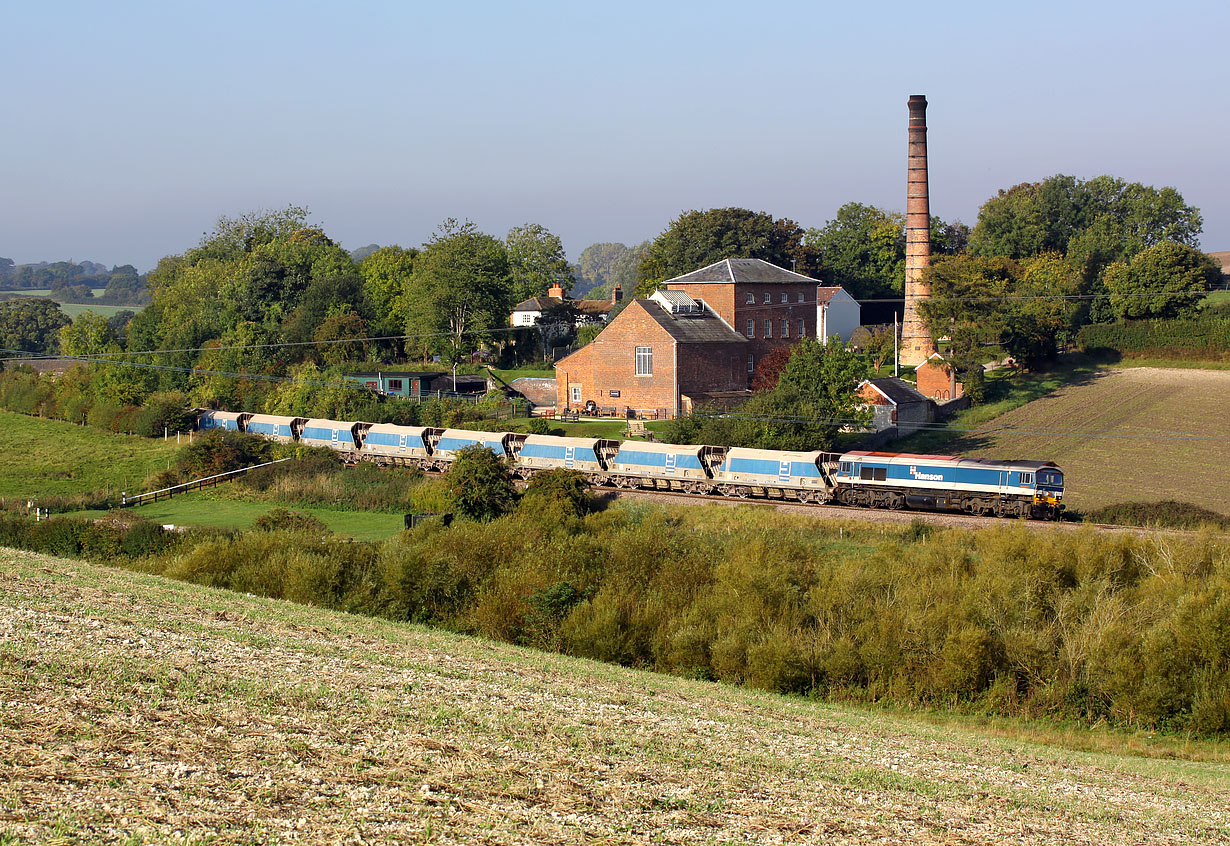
[510,283,621,327]
[914,352,964,401]
[663,258,860,374]
[856,377,936,436]
[554,290,749,419]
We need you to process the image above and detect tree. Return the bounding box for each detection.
[0,298,70,354]
[804,203,969,301]
[864,325,897,371]
[359,246,418,335]
[404,220,512,362]
[1104,241,1220,320]
[506,223,574,303]
[59,312,118,356]
[970,174,1203,277]
[635,208,820,295]
[575,242,630,296]
[444,444,518,521]
[919,253,1080,371]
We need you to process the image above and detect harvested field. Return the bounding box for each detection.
[2,549,1228,844]
[937,367,1230,514]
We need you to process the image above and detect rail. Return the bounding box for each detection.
[120,457,293,507]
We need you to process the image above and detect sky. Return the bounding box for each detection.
[3,0,1228,272]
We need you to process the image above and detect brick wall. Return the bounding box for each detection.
[667,281,819,369]
[915,358,963,400]
[554,300,747,418]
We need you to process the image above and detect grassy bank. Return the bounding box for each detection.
[0,410,179,501]
[2,547,1227,844]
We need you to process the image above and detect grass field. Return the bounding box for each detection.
[75,493,406,540]
[909,367,1230,514]
[2,548,1227,844]
[0,411,178,500]
[1204,290,1230,306]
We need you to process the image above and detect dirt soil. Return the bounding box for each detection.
[943,367,1230,514]
[2,548,1228,844]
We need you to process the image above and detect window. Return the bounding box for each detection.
[780,293,788,304]
[763,292,771,304]
[388,379,403,392]
[860,466,887,482]
[797,292,805,303]
[1021,472,1033,485]
[747,354,755,373]
[764,319,772,338]
[635,346,653,376]
[746,319,754,338]
[570,385,582,403]
[798,318,806,336]
[745,292,754,304]
[781,319,789,338]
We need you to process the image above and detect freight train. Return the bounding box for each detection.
[198,411,1065,519]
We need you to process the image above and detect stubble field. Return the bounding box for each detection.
[2,548,1228,844]
[935,368,1230,514]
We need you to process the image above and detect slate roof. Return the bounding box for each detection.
[862,377,930,406]
[665,258,821,285]
[639,299,748,344]
[512,296,563,312]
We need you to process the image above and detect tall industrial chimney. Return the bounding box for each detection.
[900,94,935,367]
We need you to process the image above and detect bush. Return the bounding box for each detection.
[175,429,273,480]
[253,507,330,534]
[443,445,518,521]
[1084,501,1229,530]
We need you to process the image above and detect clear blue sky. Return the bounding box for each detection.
[3,0,1227,271]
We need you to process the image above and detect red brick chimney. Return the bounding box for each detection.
[900,94,936,367]
[611,283,622,303]
[548,282,565,299]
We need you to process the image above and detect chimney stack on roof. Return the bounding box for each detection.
[900,94,936,367]
[611,283,623,303]
[548,282,565,299]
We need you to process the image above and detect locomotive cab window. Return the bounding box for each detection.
[1020,472,1033,484]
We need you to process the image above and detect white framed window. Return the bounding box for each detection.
[781,319,789,338]
[747,354,755,373]
[764,319,772,338]
[798,318,806,336]
[797,292,805,303]
[780,293,788,304]
[746,319,754,338]
[635,346,653,376]
[763,292,771,304]
[745,292,754,304]
[570,385,582,403]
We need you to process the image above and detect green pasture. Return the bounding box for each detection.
[0,411,179,499]
[74,492,405,541]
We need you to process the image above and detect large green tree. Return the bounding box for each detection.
[358,246,418,336]
[0,298,70,355]
[403,220,512,362]
[635,208,821,295]
[969,174,1202,275]
[506,223,574,303]
[1103,241,1221,320]
[575,242,630,296]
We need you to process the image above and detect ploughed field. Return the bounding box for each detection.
[939,368,1230,515]
[3,549,1228,844]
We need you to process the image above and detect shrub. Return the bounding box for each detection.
[443,445,518,521]
[253,507,330,534]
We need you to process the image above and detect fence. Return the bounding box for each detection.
[120,457,293,507]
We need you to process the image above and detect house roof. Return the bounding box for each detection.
[639,299,748,344]
[574,299,613,316]
[860,377,930,406]
[816,286,849,305]
[512,296,563,312]
[665,257,821,285]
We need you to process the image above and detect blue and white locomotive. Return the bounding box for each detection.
[197,411,1065,520]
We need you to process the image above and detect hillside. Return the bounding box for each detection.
[934,367,1230,514]
[3,549,1228,844]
